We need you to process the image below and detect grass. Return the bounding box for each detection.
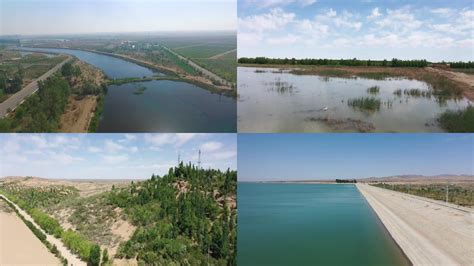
[438,106,474,132]
[393,89,402,96]
[347,97,381,112]
[403,88,432,98]
[173,45,235,59]
[367,86,380,94]
[268,78,295,94]
[372,183,474,207]
[193,58,237,83]
[160,47,197,75]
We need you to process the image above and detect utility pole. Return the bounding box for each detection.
[177,151,181,165]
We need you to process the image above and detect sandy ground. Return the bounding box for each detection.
[357,184,474,266]
[0,195,85,266]
[426,67,474,101]
[0,200,60,265]
[59,95,97,133]
[1,176,131,197]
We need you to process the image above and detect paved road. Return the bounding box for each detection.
[0,56,72,118]
[163,46,233,87]
[0,194,86,266]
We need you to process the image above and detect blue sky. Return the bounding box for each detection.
[238,0,474,61]
[0,134,236,179]
[238,134,473,181]
[1,0,236,35]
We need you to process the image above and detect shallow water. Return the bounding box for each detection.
[238,67,470,132]
[237,183,411,266]
[21,47,158,78]
[98,80,236,132]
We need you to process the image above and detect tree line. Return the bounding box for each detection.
[238,57,431,67]
[110,162,237,265]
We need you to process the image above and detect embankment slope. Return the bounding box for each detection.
[357,184,473,266]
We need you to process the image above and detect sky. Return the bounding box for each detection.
[238,0,474,61]
[238,134,474,181]
[0,133,236,180]
[0,0,236,35]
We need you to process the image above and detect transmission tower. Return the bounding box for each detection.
[198,149,201,170]
[177,151,181,165]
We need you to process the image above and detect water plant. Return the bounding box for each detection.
[367,86,380,94]
[133,86,147,95]
[438,106,474,132]
[347,97,381,112]
[393,89,402,96]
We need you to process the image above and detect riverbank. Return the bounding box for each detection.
[357,183,473,265]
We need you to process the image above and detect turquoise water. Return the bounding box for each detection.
[237,183,411,266]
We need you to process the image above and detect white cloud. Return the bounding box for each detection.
[267,34,300,45]
[367,7,381,20]
[374,7,422,33]
[88,146,102,153]
[211,150,237,160]
[245,0,316,9]
[105,139,125,153]
[239,8,295,33]
[431,8,453,17]
[102,155,129,164]
[200,141,223,152]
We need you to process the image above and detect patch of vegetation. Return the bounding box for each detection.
[88,93,105,133]
[347,97,381,112]
[403,88,432,98]
[161,47,197,75]
[194,58,237,83]
[267,78,295,94]
[372,183,474,207]
[110,163,237,265]
[133,86,147,95]
[174,45,235,59]
[393,89,402,96]
[439,106,474,132]
[0,74,70,132]
[239,57,429,67]
[367,86,380,94]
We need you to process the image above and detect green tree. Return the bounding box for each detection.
[89,244,101,266]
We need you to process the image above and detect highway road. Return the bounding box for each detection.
[0,56,72,118]
[162,46,233,87]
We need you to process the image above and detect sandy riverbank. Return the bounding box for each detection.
[357,183,474,265]
[0,200,60,265]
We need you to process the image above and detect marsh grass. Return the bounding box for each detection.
[347,97,381,112]
[268,78,296,95]
[404,88,432,98]
[367,86,380,95]
[356,72,393,80]
[439,106,474,132]
[254,69,266,73]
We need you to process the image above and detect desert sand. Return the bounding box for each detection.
[0,200,60,265]
[357,184,474,266]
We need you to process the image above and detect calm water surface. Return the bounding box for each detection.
[21,47,236,132]
[98,80,236,132]
[21,47,157,78]
[238,67,470,132]
[237,183,411,266]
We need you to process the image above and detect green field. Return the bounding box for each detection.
[194,57,237,83]
[372,183,474,207]
[174,45,235,59]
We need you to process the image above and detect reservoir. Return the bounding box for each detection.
[237,183,410,266]
[21,47,236,132]
[238,67,470,132]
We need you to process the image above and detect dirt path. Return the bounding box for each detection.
[208,49,236,59]
[357,184,474,266]
[59,95,97,132]
[0,194,86,266]
[426,67,474,101]
[0,200,60,265]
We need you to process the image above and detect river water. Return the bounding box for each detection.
[22,47,236,132]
